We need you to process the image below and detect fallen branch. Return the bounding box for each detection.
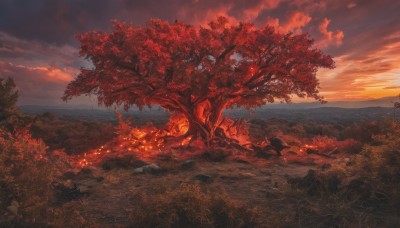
[306,148,334,158]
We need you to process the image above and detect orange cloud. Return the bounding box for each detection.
[384,86,400,90]
[317,39,400,101]
[266,11,312,33]
[0,61,77,104]
[177,0,285,27]
[317,18,344,47]
[242,0,282,21]
[27,65,75,82]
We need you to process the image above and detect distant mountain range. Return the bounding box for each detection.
[19,96,399,111]
[261,96,398,109]
[19,97,398,123]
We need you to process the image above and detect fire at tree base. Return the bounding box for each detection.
[75,112,252,167]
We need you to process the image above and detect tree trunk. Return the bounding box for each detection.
[161,97,228,146]
[181,99,226,144]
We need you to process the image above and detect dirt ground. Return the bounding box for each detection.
[65,157,334,227]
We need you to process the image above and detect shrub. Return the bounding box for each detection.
[287,169,341,197]
[30,114,115,154]
[342,118,395,143]
[302,122,340,138]
[286,168,400,227]
[128,184,261,228]
[284,122,400,227]
[310,135,362,154]
[355,120,400,183]
[0,127,93,226]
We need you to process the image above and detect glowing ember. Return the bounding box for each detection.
[299,144,318,153]
[74,113,250,168]
[75,113,192,167]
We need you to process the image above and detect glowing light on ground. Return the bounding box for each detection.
[74,112,251,168]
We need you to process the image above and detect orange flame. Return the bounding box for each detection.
[75,113,190,167]
[75,113,250,168]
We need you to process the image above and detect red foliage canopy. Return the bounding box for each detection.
[63,17,334,141]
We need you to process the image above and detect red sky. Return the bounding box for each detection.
[0,0,399,105]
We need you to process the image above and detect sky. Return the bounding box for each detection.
[0,0,399,106]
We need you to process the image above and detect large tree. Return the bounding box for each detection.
[63,17,334,143]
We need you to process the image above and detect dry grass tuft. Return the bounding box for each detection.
[128,184,261,228]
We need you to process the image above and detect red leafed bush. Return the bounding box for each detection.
[0,127,92,226]
[311,135,362,154]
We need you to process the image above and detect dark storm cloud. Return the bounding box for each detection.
[0,0,349,46]
[1,0,398,50]
[0,0,118,45]
[0,0,282,45]
[318,0,400,57]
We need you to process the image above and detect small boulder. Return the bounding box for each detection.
[319,163,332,171]
[53,182,86,205]
[306,148,319,155]
[7,200,19,215]
[256,149,275,159]
[193,174,213,183]
[143,164,162,174]
[269,137,290,156]
[132,167,144,174]
[102,155,148,170]
[202,149,230,162]
[133,163,162,174]
[241,172,256,177]
[181,160,195,170]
